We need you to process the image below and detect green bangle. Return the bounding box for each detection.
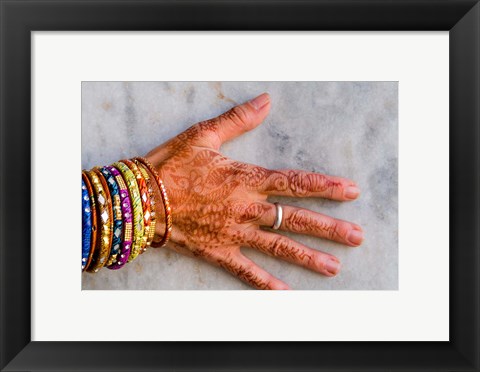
[112,161,145,263]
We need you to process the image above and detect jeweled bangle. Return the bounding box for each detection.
[105,165,133,270]
[112,161,144,263]
[133,156,172,248]
[82,171,97,271]
[121,159,152,254]
[133,160,157,248]
[100,166,124,266]
[81,175,92,271]
[86,168,113,272]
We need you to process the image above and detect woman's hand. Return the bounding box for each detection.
[145,93,363,290]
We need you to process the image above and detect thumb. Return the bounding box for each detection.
[198,92,271,149]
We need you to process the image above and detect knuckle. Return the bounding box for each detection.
[289,172,312,196]
[230,201,263,224]
[307,173,342,195]
[334,221,352,240]
[270,235,311,263]
[228,200,247,217]
[312,173,330,193]
[243,262,257,274]
[227,106,250,130]
[325,219,348,241]
[284,209,308,231]
[262,276,288,290]
[261,279,276,290]
[324,221,338,240]
[330,180,345,198]
[243,166,271,188]
[270,236,291,257]
[191,246,207,258]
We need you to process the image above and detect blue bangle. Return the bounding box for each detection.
[81,178,92,271]
[101,166,124,266]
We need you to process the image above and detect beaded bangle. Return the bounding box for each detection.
[81,175,93,271]
[113,161,144,263]
[104,165,133,269]
[86,168,114,272]
[100,166,124,266]
[121,159,152,254]
[82,171,97,271]
[133,160,157,248]
[81,178,92,271]
[133,157,172,248]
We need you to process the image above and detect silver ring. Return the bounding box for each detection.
[272,202,283,230]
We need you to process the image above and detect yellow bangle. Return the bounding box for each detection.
[112,161,144,263]
[133,160,157,248]
[85,168,113,272]
[121,159,152,254]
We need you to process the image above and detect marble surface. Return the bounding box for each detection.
[82,81,398,290]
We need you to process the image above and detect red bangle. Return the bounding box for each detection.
[133,161,158,248]
[133,157,172,248]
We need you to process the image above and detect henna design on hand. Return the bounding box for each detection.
[143,93,360,289]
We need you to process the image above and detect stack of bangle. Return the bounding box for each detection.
[81,157,172,272]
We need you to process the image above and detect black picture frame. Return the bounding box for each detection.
[1,0,479,371]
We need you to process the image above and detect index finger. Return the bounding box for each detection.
[243,166,360,201]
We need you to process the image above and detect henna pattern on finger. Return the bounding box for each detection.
[230,165,342,197]
[217,255,272,290]
[260,170,339,196]
[287,171,339,197]
[245,231,313,264]
[283,209,343,241]
[197,119,219,133]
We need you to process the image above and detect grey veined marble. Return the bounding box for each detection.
[82,81,398,290]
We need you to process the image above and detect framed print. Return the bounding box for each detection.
[81,80,399,291]
[1,1,479,371]
[32,32,448,343]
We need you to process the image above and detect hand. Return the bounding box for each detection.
[145,93,363,290]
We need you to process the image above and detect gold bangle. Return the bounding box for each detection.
[112,161,144,263]
[133,157,172,248]
[133,160,157,248]
[121,159,152,254]
[86,168,113,272]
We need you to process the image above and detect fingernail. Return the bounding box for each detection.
[345,186,360,200]
[326,258,341,276]
[347,229,364,246]
[249,93,270,110]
